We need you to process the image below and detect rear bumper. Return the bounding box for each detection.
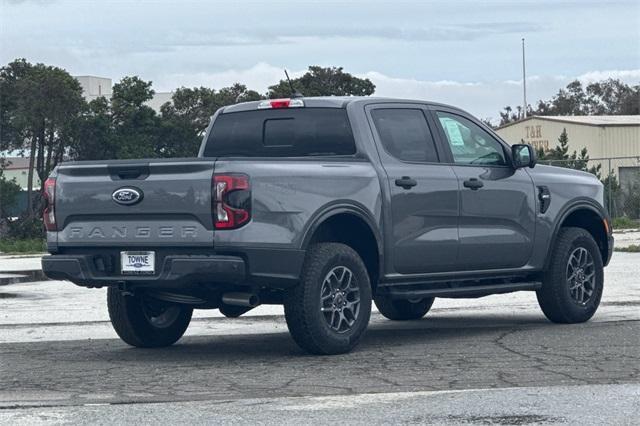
[42,254,246,288]
[42,246,306,290]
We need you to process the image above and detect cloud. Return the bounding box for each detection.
[363,69,640,122]
[154,64,639,124]
[577,69,640,83]
[145,21,545,51]
[154,63,306,94]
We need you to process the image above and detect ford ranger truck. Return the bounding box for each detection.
[42,97,614,354]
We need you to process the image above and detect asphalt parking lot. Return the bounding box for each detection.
[1,252,639,424]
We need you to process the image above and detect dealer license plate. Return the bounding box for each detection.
[121,251,155,274]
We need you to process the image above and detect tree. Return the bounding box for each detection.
[268,66,375,98]
[0,59,85,215]
[71,97,116,161]
[586,79,640,115]
[69,76,161,161]
[499,105,524,126]
[622,177,640,219]
[539,128,601,177]
[158,83,262,157]
[601,172,622,217]
[110,76,160,159]
[498,79,639,126]
[217,84,262,112]
[0,159,21,218]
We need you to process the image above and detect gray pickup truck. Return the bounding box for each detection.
[42,96,614,354]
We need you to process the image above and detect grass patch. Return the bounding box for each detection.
[612,217,639,230]
[0,238,46,254]
[615,244,640,253]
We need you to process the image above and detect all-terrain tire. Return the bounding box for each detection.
[536,227,604,323]
[284,243,372,355]
[107,288,193,348]
[374,296,435,321]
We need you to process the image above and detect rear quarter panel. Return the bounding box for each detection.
[212,159,382,250]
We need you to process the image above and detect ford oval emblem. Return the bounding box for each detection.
[112,187,143,206]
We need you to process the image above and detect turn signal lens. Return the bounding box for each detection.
[43,178,57,231]
[212,174,251,229]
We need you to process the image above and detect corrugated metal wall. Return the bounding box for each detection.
[496,119,640,176]
[600,126,640,158]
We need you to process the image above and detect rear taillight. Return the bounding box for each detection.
[213,174,251,229]
[43,177,56,231]
[257,98,304,109]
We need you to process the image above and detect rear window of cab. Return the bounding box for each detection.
[203,108,356,157]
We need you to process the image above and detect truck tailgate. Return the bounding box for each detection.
[53,159,215,247]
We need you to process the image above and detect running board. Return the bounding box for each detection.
[379,281,542,299]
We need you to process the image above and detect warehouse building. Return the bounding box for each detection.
[75,75,112,101]
[495,115,640,187]
[74,75,172,112]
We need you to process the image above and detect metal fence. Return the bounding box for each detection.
[538,156,640,219]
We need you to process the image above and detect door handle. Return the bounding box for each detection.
[463,178,484,190]
[395,176,417,190]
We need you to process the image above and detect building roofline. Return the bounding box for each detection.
[73,75,112,79]
[496,115,640,130]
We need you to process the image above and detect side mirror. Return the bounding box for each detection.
[511,144,537,169]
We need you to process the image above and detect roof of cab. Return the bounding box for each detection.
[221,96,460,114]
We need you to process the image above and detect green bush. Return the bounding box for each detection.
[615,244,640,253]
[0,174,21,217]
[612,216,639,230]
[0,238,46,254]
[7,216,45,240]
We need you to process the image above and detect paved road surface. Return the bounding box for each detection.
[1,253,639,424]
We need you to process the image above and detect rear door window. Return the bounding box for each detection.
[204,108,356,157]
[370,109,439,163]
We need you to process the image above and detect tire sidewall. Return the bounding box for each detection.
[303,247,372,351]
[550,231,604,320]
[108,288,193,347]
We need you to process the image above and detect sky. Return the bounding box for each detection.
[1,0,639,121]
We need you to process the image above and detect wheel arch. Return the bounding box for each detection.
[301,203,383,292]
[546,200,610,269]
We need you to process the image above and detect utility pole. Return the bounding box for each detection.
[522,38,527,119]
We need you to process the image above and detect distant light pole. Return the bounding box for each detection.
[522,38,527,119]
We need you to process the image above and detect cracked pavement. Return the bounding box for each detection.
[0,253,639,424]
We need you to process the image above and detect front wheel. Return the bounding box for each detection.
[537,227,604,323]
[107,288,193,347]
[284,243,372,355]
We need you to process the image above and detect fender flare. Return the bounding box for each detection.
[300,201,384,269]
[544,198,609,269]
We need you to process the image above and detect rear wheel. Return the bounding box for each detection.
[107,288,193,347]
[284,243,372,355]
[537,227,604,323]
[374,296,434,321]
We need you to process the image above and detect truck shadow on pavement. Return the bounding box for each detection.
[100,313,561,360]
